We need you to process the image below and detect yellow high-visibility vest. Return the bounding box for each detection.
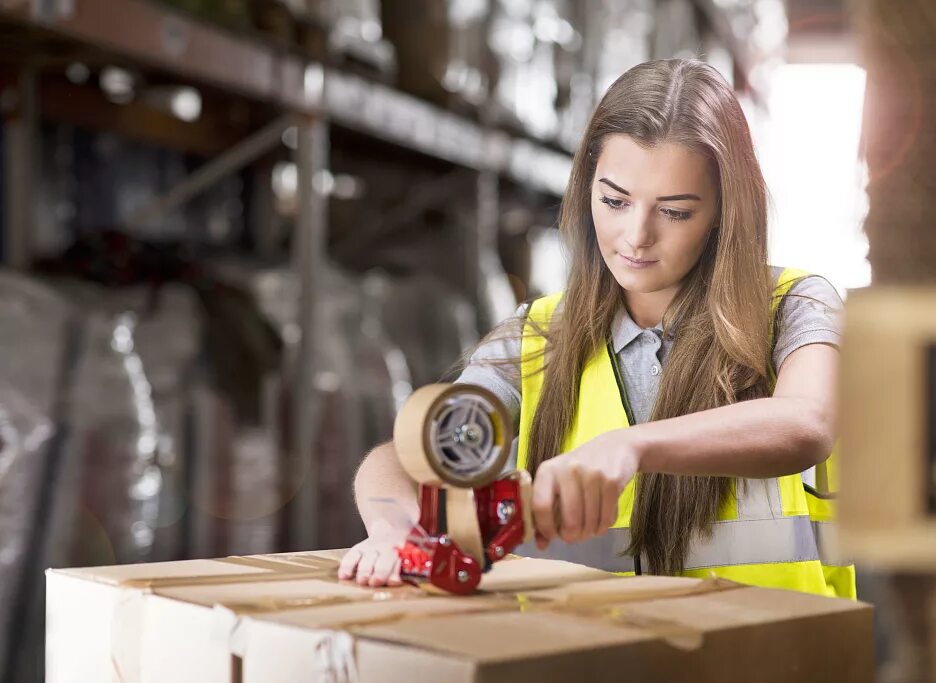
[516,267,857,599]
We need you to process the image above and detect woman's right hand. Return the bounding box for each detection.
[337,519,408,587]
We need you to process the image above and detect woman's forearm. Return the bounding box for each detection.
[626,396,834,479]
[353,441,419,535]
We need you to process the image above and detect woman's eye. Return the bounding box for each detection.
[600,196,626,210]
[662,208,692,222]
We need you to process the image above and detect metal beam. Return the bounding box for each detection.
[2,67,36,269]
[126,115,292,229]
[289,115,329,549]
[331,167,472,262]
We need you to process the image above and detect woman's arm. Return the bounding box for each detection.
[631,342,838,478]
[338,442,418,585]
[352,441,419,534]
[532,343,838,546]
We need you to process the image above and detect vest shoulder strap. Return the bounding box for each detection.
[771,266,811,318]
[526,292,564,328]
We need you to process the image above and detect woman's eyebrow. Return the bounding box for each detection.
[599,178,701,202]
[657,193,701,201]
[599,178,630,195]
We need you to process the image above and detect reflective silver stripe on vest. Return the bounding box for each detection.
[684,515,818,569]
[513,515,820,572]
[813,520,852,567]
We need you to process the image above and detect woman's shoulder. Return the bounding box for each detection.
[769,265,843,369]
[769,265,843,309]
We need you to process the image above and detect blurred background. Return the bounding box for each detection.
[0,0,885,680]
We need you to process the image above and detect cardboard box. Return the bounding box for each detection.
[839,286,936,568]
[47,550,873,682]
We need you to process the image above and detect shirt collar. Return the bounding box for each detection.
[610,305,665,353]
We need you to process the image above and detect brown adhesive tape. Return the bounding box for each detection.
[445,488,485,564]
[119,570,337,590]
[326,579,742,647]
[217,587,425,616]
[227,554,342,573]
[393,383,512,488]
[116,555,340,589]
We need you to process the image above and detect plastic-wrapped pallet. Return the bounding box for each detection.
[188,380,283,558]
[123,284,201,560]
[258,265,361,548]
[0,272,70,681]
[359,272,412,446]
[54,283,197,568]
[370,271,479,389]
[247,263,409,549]
[180,261,293,557]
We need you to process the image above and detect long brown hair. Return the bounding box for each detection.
[458,59,772,575]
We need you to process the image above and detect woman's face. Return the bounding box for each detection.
[590,134,719,295]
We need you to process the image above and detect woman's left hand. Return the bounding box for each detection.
[531,429,641,549]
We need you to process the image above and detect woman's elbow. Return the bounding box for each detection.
[795,401,836,469]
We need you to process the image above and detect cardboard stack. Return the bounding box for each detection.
[47,550,873,682]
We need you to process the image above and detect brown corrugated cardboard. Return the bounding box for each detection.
[47,550,873,683]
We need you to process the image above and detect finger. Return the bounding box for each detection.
[581,470,603,538]
[557,466,584,543]
[370,549,401,587]
[356,550,378,585]
[598,479,620,531]
[535,529,549,550]
[388,557,402,586]
[532,465,559,542]
[338,547,362,580]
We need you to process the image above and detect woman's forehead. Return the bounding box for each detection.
[595,135,714,196]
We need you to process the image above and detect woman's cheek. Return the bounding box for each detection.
[593,219,614,253]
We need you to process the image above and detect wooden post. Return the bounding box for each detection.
[856,0,936,284]
[854,1,936,680]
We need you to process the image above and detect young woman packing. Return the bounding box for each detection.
[339,58,855,600]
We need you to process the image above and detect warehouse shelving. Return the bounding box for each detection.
[0,0,572,194]
[0,0,577,551]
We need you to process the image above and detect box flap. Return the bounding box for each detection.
[345,579,872,664]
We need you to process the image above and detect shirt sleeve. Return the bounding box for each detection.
[453,303,527,433]
[772,275,844,373]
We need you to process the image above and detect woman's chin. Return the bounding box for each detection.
[611,268,664,294]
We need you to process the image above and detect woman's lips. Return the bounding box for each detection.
[619,254,659,269]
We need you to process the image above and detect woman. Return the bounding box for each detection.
[339,58,855,599]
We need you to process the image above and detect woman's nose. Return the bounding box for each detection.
[622,210,655,250]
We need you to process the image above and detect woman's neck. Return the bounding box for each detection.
[623,286,679,329]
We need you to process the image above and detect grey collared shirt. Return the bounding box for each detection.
[455,267,843,466]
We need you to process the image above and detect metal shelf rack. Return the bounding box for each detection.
[0,0,573,550]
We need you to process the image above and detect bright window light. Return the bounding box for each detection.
[756,63,870,295]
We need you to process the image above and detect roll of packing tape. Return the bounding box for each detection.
[393,383,513,488]
[445,487,485,564]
